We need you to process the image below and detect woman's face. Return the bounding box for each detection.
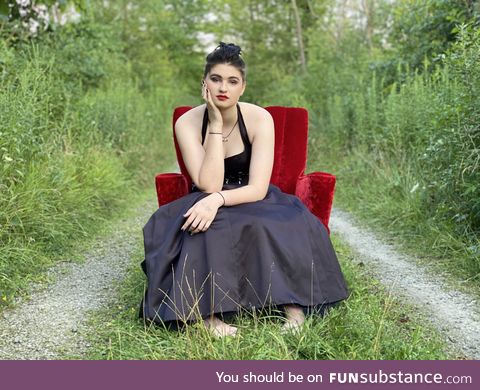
[204,63,246,107]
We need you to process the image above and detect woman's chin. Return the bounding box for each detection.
[215,99,236,109]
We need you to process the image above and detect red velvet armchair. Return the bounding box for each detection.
[155,106,336,235]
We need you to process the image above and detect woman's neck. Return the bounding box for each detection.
[219,103,239,131]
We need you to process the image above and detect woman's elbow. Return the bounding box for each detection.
[197,181,223,193]
[204,186,223,193]
[254,185,269,201]
[196,174,223,193]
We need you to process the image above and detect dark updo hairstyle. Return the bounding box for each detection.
[203,42,246,82]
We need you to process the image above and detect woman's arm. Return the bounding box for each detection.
[175,82,225,193]
[218,110,275,206]
[196,122,225,192]
[175,117,224,192]
[182,109,275,235]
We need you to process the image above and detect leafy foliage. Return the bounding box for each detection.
[0,0,192,305]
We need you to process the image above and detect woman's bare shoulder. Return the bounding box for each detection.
[238,102,272,119]
[175,104,206,129]
[239,102,274,140]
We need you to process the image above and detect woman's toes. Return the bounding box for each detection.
[211,324,237,338]
[204,318,238,338]
[226,325,238,337]
[281,322,301,334]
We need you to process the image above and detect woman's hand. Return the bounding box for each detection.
[181,193,224,235]
[202,79,223,129]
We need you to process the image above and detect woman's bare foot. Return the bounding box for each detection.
[281,304,305,333]
[204,316,238,338]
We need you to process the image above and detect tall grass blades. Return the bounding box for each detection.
[0,10,177,306]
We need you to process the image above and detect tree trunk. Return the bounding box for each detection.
[291,0,306,73]
[362,0,374,52]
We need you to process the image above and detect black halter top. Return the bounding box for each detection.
[192,103,251,192]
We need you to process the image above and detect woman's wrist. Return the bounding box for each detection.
[207,126,223,136]
[213,191,225,207]
[209,124,223,133]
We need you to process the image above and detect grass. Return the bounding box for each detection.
[0,183,153,311]
[0,93,463,359]
[0,20,178,310]
[307,134,480,300]
[62,225,452,360]
[0,105,458,359]
[0,134,174,315]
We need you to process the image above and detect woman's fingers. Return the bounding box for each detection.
[203,81,215,109]
[181,196,217,234]
[201,80,222,127]
[188,215,202,232]
[203,220,212,231]
[202,81,213,106]
[195,219,213,234]
[185,218,212,235]
[192,221,210,235]
[205,86,213,106]
[181,213,196,231]
[190,219,203,235]
[195,219,208,233]
[181,207,201,231]
[183,206,193,218]
[202,81,206,101]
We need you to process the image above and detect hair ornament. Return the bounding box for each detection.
[216,41,242,57]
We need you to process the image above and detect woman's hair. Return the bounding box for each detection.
[203,42,246,82]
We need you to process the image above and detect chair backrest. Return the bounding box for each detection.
[172,106,309,194]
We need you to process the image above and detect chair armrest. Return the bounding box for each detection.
[155,173,189,207]
[295,172,336,235]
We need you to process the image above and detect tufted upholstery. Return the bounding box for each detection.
[155,106,336,234]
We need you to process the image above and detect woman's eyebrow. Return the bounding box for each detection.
[210,73,240,80]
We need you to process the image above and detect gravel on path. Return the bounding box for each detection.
[1,192,478,360]
[0,196,158,360]
[329,207,480,359]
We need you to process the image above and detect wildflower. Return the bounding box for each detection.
[16,0,31,7]
[28,18,39,35]
[410,183,419,193]
[65,4,81,24]
[30,4,50,30]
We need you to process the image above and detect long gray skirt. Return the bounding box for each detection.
[139,183,349,327]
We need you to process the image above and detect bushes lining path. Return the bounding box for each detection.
[0,190,157,359]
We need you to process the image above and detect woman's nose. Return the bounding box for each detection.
[219,82,228,92]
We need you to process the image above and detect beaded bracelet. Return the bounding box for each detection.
[216,191,226,206]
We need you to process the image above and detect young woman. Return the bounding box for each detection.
[139,42,349,337]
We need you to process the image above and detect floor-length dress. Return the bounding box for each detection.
[139,103,349,328]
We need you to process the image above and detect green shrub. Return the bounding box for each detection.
[0,5,178,306]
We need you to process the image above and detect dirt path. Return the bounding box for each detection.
[1,196,478,359]
[0,196,158,359]
[329,208,480,359]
